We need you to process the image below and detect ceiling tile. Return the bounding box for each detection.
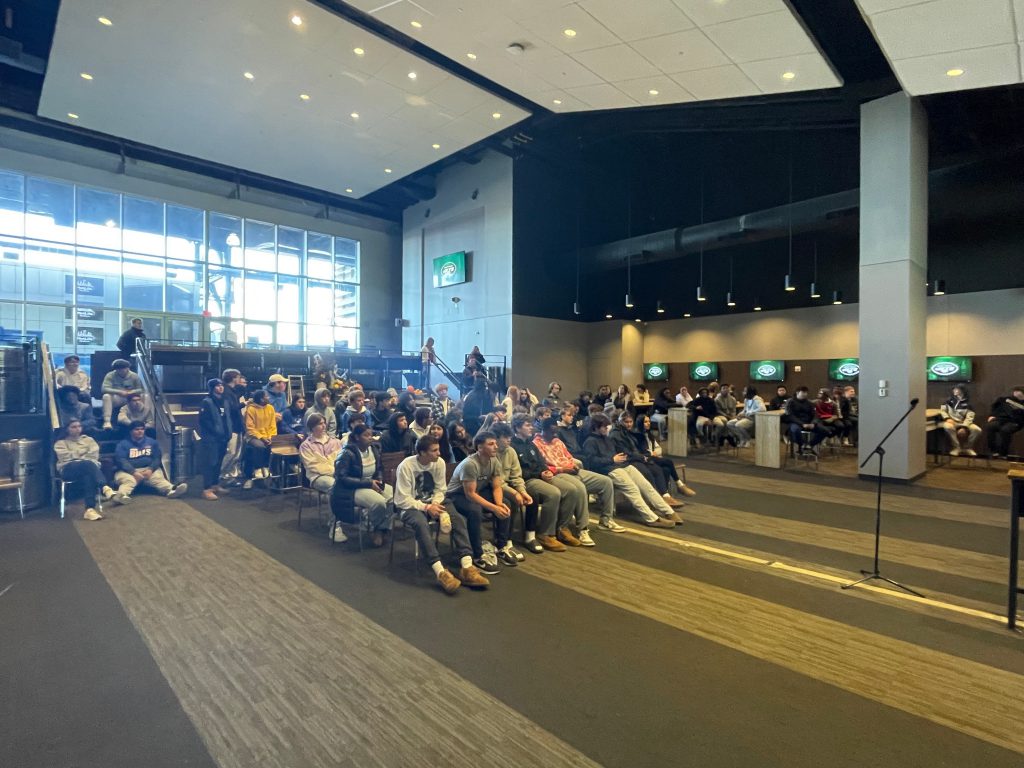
[424,77,491,113]
[671,64,760,100]
[615,75,696,104]
[867,0,1015,60]
[670,0,783,27]
[517,50,605,88]
[572,44,663,81]
[855,0,937,13]
[634,28,731,74]
[518,4,622,53]
[520,87,589,111]
[579,0,694,42]
[740,53,843,92]
[890,43,1020,95]
[565,82,637,110]
[703,10,818,64]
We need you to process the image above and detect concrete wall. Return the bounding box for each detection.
[509,315,589,396]
[402,151,513,366]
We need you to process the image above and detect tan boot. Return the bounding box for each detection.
[436,569,461,594]
[537,534,567,552]
[644,517,675,529]
[557,527,582,547]
[458,565,490,589]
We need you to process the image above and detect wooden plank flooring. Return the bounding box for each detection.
[75,507,602,768]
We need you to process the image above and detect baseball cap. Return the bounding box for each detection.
[268,374,288,383]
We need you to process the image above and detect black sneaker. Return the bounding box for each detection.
[473,557,501,575]
[496,548,519,567]
[523,539,544,554]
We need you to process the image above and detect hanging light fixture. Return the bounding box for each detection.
[810,241,821,298]
[753,300,763,311]
[656,300,665,314]
[726,255,736,306]
[696,169,707,302]
[832,290,843,305]
[625,253,634,308]
[931,279,946,295]
[784,135,796,291]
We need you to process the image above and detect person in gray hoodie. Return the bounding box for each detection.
[53,418,113,520]
[101,359,143,430]
[305,387,337,437]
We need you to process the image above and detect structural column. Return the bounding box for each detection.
[858,92,928,480]
[621,321,644,390]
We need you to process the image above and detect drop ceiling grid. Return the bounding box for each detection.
[356,0,842,110]
[854,0,1024,95]
[36,0,530,198]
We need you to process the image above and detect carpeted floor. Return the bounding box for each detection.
[1,461,1022,768]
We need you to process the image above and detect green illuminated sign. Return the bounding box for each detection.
[828,358,860,381]
[432,251,467,288]
[689,362,718,381]
[749,360,785,382]
[644,363,669,381]
[927,356,972,381]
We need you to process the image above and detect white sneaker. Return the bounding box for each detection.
[167,483,188,499]
[439,511,452,534]
[113,492,131,505]
[949,447,961,457]
[599,518,627,532]
[578,530,596,547]
[329,524,348,543]
[964,449,977,457]
[243,479,254,490]
[101,485,115,500]
[83,507,103,521]
[102,421,113,430]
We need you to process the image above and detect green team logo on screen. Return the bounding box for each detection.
[757,363,777,377]
[432,251,467,288]
[828,358,860,380]
[749,360,785,381]
[930,360,959,376]
[644,363,668,380]
[926,356,972,381]
[694,364,712,377]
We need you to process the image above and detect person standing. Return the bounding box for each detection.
[198,378,232,500]
[420,337,436,389]
[116,317,147,361]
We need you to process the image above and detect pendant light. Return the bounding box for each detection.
[810,241,821,298]
[573,186,582,315]
[726,255,736,307]
[696,168,707,302]
[625,253,634,308]
[931,279,946,295]
[656,300,665,314]
[832,290,843,305]
[784,134,796,292]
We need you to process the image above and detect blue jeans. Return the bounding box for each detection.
[788,422,828,447]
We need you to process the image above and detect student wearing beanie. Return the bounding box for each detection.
[199,378,232,499]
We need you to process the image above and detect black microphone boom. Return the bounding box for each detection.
[910,398,919,408]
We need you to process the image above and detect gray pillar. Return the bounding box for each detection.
[858,92,928,481]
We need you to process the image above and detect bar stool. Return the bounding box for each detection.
[0,478,25,519]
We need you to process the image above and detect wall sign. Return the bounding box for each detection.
[65,274,106,302]
[644,363,669,381]
[927,356,973,381]
[65,306,105,321]
[689,362,719,381]
[432,251,468,288]
[828,358,860,381]
[749,360,786,382]
[65,326,104,346]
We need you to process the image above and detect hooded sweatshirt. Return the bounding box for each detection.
[115,434,162,473]
[306,389,338,436]
[54,434,101,472]
[380,412,417,455]
[117,398,155,428]
[299,432,342,481]
[101,369,143,397]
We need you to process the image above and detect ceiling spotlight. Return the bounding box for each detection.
[946,68,964,77]
[384,168,393,174]
[243,71,255,80]
[784,274,795,292]
[350,112,359,119]
[80,72,93,80]
[634,318,642,323]
[656,300,665,314]
[683,313,692,318]
[407,71,417,80]
[553,99,562,105]
[810,282,820,299]
[563,29,577,37]
[754,304,763,311]
[345,188,353,193]
[781,71,796,80]
[299,93,310,100]
[832,290,843,305]
[492,112,501,119]
[467,52,477,60]
[97,16,112,26]
[410,20,422,28]
[932,279,946,295]
[353,47,365,56]
[432,143,441,149]
[648,89,659,96]
[605,313,613,319]
[67,112,79,119]
[624,293,634,308]
[696,285,706,302]
[291,14,303,26]
[726,292,736,307]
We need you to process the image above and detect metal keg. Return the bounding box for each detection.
[0,439,46,512]
[0,348,26,413]
[171,427,194,484]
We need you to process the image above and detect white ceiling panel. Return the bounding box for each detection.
[38,0,530,198]
[361,0,841,112]
[856,0,1024,95]
[671,65,760,101]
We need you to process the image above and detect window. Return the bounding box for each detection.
[76,249,122,308]
[25,177,74,243]
[335,237,359,282]
[207,264,243,318]
[123,196,165,255]
[244,271,276,321]
[122,254,163,310]
[209,213,242,266]
[278,226,303,275]
[244,220,276,271]
[166,259,202,314]
[0,171,25,237]
[76,187,121,250]
[0,236,23,301]
[24,241,74,304]
[167,204,203,261]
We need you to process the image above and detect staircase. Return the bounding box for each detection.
[431,354,465,396]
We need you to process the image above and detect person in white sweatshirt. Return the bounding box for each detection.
[299,414,346,542]
[394,434,489,593]
[53,418,114,521]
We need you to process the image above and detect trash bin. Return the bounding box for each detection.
[0,348,26,413]
[0,439,46,512]
[172,427,194,484]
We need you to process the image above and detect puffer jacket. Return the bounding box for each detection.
[330,441,383,523]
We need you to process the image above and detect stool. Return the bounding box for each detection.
[0,479,24,518]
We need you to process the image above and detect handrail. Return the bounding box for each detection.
[135,337,177,435]
[40,340,60,431]
[431,353,465,396]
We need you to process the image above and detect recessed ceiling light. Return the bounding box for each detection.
[67,112,79,119]
[299,93,310,100]
[80,72,93,80]
[781,71,796,80]
[946,68,964,77]
[553,99,562,105]
[243,71,254,80]
[648,89,659,96]
[563,28,577,37]
[431,143,441,149]
[407,71,417,80]
[97,16,112,26]
[384,168,393,174]
[410,20,422,28]
[350,112,359,119]
[291,14,303,26]
[345,188,353,193]
[466,52,477,60]
[492,112,501,119]
[353,47,365,56]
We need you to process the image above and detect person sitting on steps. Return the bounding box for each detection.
[101,359,143,430]
[111,421,187,504]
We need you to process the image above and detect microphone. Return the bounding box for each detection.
[910,398,919,408]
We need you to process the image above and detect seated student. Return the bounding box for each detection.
[54,418,114,520]
[111,421,187,503]
[651,387,675,434]
[116,392,155,432]
[396,391,417,423]
[337,389,366,436]
[985,386,1024,458]
[633,414,697,497]
[366,390,394,432]
[340,412,373,447]
[675,386,693,407]
[582,414,675,528]
[429,422,453,463]
[838,385,858,446]
[380,412,417,455]
[409,407,433,440]
[243,389,277,488]
[727,386,765,448]
[430,383,456,423]
[939,385,982,457]
[612,384,631,413]
[101,359,143,430]
[279,394,308,437]
[57,385,97,434]
[548,410,622,530]
[593,385,612,409]
[444,430,512,574]
[575,390,593,417]
[501,385,522,419]
[485,422,538,562]
[543,381,563,408]
[476,405,508,436]
[395,435,489,592]
[448,421,473,462]
[517,387,539,413]
[501,420,564,553]
[198,378,232,501]
[579,402,604,444]
[264,374,289,422]
[632,384,653,417]
[688,387,719,443]
[306,387,338,438]
[768,385,789,412]
[714,384,738,445]
[785,386,829,452]
[299,414,346,542]
[611,411,683,509]
[330,424,394,547]
[55,354,91,402]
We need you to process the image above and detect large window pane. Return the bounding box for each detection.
[0,301,22,336]
[334,326,357,350]
[306,280,334,326]
[0,237,23,301]
[334,236,359,283]
[244,219,275,271]
[307,232,332,278]
[243,322,274,347]
[305,325,333,348]
[278,226,303,275]
[0,171,24,237]
[76,187,122,250]
[209,319,245,346]
[334,284,358,327]
[277,275,300,324]
[207,264,243,318]
[277,323,300,347]
[166,259,202,314]
[244,271,276,321]
[24,241,74,303]
[24,304,67,351]
[76,248,122,308]
[167,204,203,261]
[169,319,199,343]
[209,213,242,266]
[25,177,74,243]
[123,195,164,255]
[122,254,162,311]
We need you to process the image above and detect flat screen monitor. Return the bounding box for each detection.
[927,356,972,382]
[829,358,860,381]
[749,360,785,382]
[689,362,718,381]
[644,363,669,381]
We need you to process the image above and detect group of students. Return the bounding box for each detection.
[936,384,1024,457]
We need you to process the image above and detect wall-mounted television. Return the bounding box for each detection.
[829,358,860,381]
[689,362,718,381]
[749,360,785,382]
[927,356,972,382]
[644,363,669,381]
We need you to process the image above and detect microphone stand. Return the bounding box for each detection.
[842,399,924,597]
